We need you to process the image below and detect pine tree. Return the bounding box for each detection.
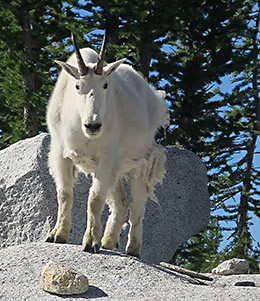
[168,0,259,272]
[171,219,223,273]
[210,0,260,271]
[0,0,95,148]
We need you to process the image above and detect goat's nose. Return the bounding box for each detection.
[84,123,102,133]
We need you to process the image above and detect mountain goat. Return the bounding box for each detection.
[46,32,168,258]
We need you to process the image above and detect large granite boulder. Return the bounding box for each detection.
[0,133,209,263]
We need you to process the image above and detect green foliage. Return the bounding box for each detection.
[171,219,224,273]
[0,0,96,146]
[168,0,260,271]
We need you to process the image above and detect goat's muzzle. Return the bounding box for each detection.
[84,123,102,135]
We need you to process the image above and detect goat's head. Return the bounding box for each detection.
[55,32,125,139]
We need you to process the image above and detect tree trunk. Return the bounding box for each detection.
[139,49,151,79]
[19,6,41,137]
[252,1,260,127]
[101,0,120,63]
[6,3,41,137]
[236,4,260,256]
[236,135,257,239]
[23,103,39,137]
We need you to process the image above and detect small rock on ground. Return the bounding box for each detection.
[212,258,249,275]
[40,261,89,295]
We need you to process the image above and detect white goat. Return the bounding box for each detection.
[46,33,168,258]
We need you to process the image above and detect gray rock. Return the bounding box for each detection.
[1,242,260,301]
[0,133,209,263]
[212,259,249,275]
[40,261,89,295]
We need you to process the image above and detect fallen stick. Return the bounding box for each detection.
[160,262,214,282]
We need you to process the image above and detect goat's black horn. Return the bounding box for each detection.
[95,31,108,75]
[71,32,88,76]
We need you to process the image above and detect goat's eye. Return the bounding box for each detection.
[75,84,80,90]
[103,83,108,89]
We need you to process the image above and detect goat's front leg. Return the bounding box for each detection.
[46,188,73,243]
[82,179,106,253]
[82,150,118,253]
[46,143,75,243]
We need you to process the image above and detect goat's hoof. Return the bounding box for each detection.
[46,236,54,243]
[82,242,92,252]
[55,235,67,243]
[93,243,101,253]
[101,240,119,251]
[82,241,100,253]
[46,234,67,244]
[126,251,140,259]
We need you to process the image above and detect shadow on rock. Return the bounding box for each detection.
[59,285,108,299]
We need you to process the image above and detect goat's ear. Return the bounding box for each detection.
[55,60,80,79]
[103,59,126,76]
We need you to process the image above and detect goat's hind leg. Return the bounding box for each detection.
[126,175,148,258]
[46,143,75,243]
[101,180,130,250]
[82,159,119,253]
